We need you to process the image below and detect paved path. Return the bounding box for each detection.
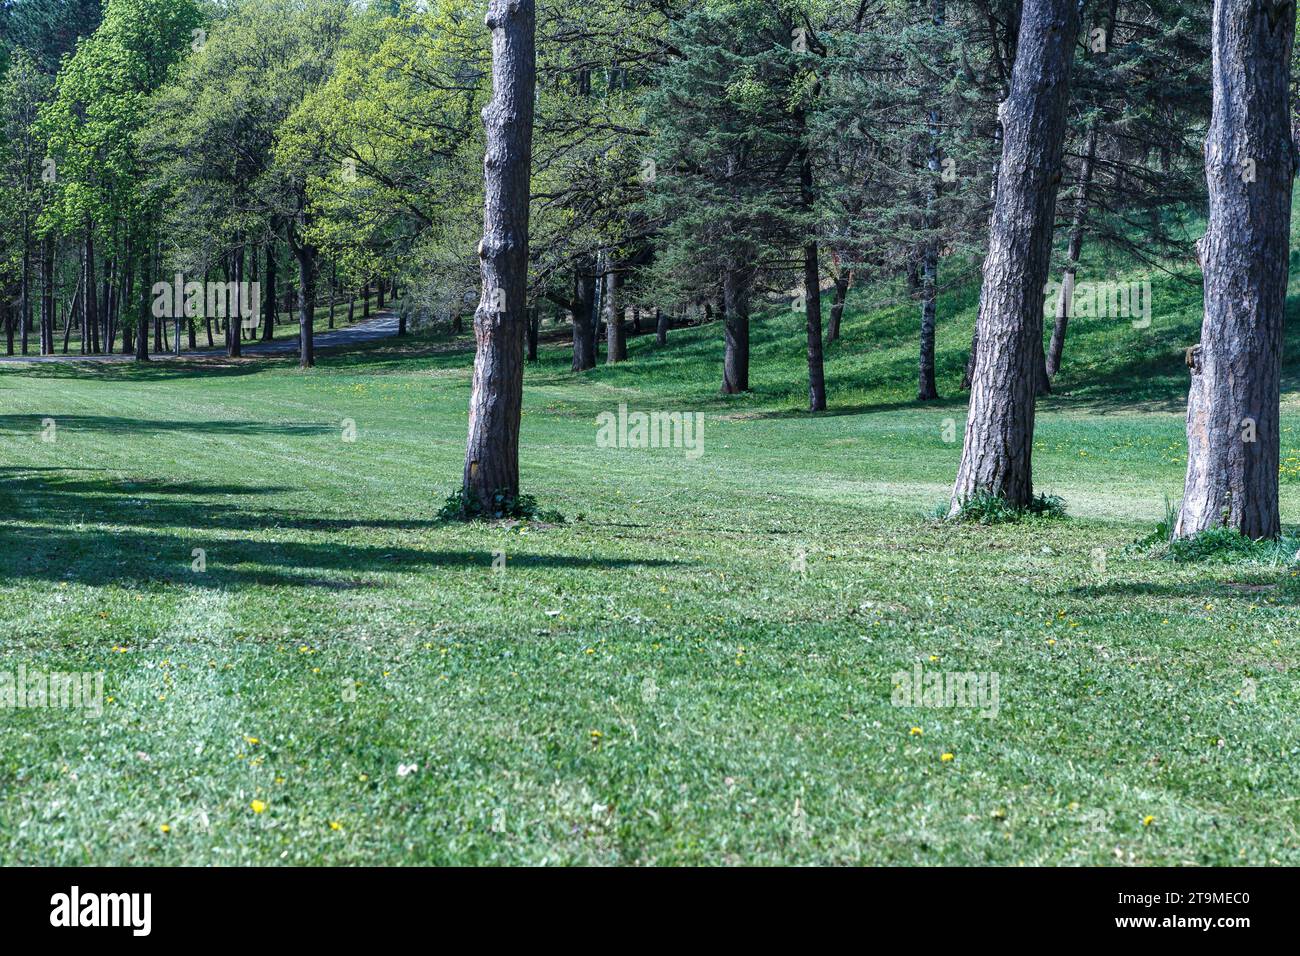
[0,312,400,364]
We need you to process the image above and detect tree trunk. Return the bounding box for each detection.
[134,244,149,362]
[826,273,848,345]
[84,227,98,355]
[526,305,539,362]
[462,0,535,511]
[655,307,667,345]
[571,264,597,371]
[918,240,940,401]
[798,131,827,412]
[1045,127,1096,381]
[328,261,336,329]
[293,240,315,368]
[949,0,1080,512]
[721,269,750,394]
[263,240,276,341]
[20,219,31,356]
[917,0,945,401]
[228,243,243,358]
[604,267,625,363]
[41,234,53,355]
[1046,0,1117,383]
[1175,0,1295,541]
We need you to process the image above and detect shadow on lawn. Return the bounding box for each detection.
[1070,578,1300,607]
[0,468,685,589]
[0,414,334,437]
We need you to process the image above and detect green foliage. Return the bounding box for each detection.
[945,491,1068,525]
[436,488,565,524]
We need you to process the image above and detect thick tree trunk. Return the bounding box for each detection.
[950,0,1080,512]
[571,265,597,370]
[604,268,625,363]
[462,0,535,511]
[721,269,750,394]
[655,307,667,345]
[826,273,848,345]
[1175,0,1295,540]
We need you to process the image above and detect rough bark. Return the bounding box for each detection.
[462,0,535,510]
[721,269,750,394]
[950,0,1080,512]
[655,307,667,345]
[1175,0,1295,540]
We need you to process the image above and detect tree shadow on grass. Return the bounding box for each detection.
[1069,578,1300,607]
[0,468,686,589]
[0,414,335,437]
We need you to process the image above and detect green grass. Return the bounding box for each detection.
[3,237,1300,865]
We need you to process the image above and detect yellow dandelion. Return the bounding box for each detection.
[909,726,923,736]
[1142,815,1155,827]
[940,752,954,762]
[160,824,171,834]
[250,800,267,814]
[329,821,343,831]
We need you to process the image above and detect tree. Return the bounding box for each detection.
[949,0,1081,512]
[461,0,535,511]
[644,0,809,397]
[39,0,202,360]
[1173,0,1295,540]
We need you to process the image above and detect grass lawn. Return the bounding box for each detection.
[2,248,1300,865]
